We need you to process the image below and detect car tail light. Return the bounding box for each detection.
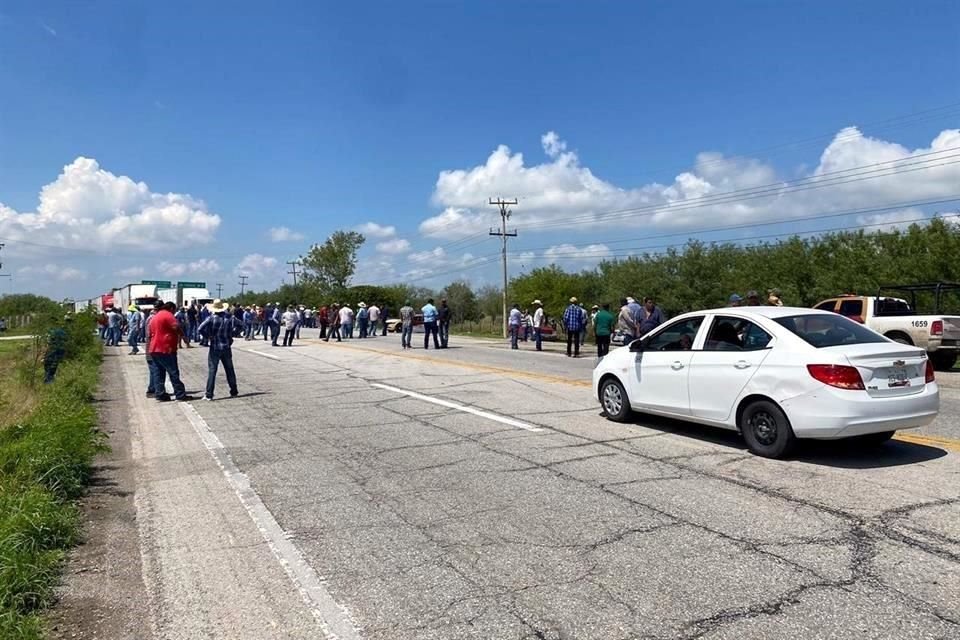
[926,360,936,384]
[807,364,865,390]
[931,321,944,336]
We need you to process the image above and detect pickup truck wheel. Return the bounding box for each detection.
[885,332,913,345]
[931,352,957,371]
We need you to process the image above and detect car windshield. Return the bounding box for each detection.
[775,314,887,348]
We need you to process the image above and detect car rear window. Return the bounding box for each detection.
[775,314,887,348]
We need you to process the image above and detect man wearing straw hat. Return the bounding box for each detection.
[197,299,239,401]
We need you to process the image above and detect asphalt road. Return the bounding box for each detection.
[105,331,959,639]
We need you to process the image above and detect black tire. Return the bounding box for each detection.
[740,400,796,459]
[931,351,957,372]
[886,332,912,345]
[855,430,896,446]
[599,377,631,423]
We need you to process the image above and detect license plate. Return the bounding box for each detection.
[888,368,910,387]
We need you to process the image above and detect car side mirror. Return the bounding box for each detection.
[629,339,644,353]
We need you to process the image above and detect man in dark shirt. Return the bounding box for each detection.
[639,297,665,335]
[438,299,452,348]
[197,300,239,401]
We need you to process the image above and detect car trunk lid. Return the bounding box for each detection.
[826,343,928,398]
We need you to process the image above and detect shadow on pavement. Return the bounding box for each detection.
[627,412,947,469]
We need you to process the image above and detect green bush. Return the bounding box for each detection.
[0,326,103,637]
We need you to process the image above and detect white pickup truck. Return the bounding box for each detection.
[815,283,960,370]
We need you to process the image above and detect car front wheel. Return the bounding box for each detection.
[740,400,796,459]
[600,377,631,422]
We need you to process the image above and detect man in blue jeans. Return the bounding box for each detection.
[197,299,239,401]
[149,302,196,402]
[421,298,440,349]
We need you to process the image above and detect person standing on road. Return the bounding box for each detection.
[508,303,522,350]
[399,301,414,349]
[325,304,342,342]
[106,307,122,346]
[318,304,329,340]
[617,298,638,345]
[127,305,143,355]
[144,308,161,397]
[197,300,239,400]
[367,303,380,338]
[269,302,282,346]
[594,303,615,359]
[357,303,369,338]
[43,316,69,384]
[175,305,191,347]
[187,304,199,342]
[422,298,440,349]
[438,298,452,348]
[296,306,305,339]
[563,297,587,358]
[149,302,195,402]
[261,303,272,341]
[639,297,665,335]
[282,305,299,346]
[339,303,354,338]
[243,306,254,340]
[532,300,545,351]
[380,304,390,336]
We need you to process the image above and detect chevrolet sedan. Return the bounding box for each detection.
[593,307,940,458]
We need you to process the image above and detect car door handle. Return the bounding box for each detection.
[671,361,685,370]
[734,361,751,370]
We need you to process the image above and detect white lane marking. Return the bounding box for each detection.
[370,383,545,432]
[179,403,363,640]
[241,349,282,361]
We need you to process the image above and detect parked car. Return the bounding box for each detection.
[385,314,424,333]
[814,283,960,371]
[593,307,939,459]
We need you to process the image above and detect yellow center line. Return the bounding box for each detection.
[304,339,960,453]
[304,339,593,388]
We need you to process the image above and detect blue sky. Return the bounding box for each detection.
[1,1,958,300]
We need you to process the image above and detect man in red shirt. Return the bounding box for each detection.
[148,302,196,402]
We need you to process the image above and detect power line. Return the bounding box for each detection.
[489,198,518,338]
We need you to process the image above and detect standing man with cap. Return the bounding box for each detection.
[745,290,762,306]
[197,300,239,401]
[593,303,615,359]
[728,294,743,307]
[399,300,414,349]
[269,302,282,346]
[127,304,143,355]
[532,300,545,351]
[508,303,522,350]
[367,303,380,338]
[563,297,587,357]
[282,305,299,346]
[422,298,441,349]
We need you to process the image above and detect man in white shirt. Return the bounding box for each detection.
[532,300,545,352]
[281,306,299,346]
[368,304,380,338]
[339,304,355,339]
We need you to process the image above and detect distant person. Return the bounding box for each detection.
[357,302,370,338]
[325,303,342,342]
[282,305,299,346]
[127,305,143,355]
[243,306,254,340]
[532,300,545,351]
[399,301,414,349]
[563,297,587,357]
[745,290,762,306]
[0,317,8,332]
[106,307,122,346]
[617,298,638,345]
[187,304,199,342]
[438,298,452,348]
[43,315,70,383]
[367,303,380,338]
[339,303,354,338]
[639,297,664,335]
[296,306,305,339]
[318,304,329,339]
[768,288,784,307]
[380,304,390,336]
[149,302,195,402]
[520,309,530,342]
[269,302,282,346]
[422,298,440,349]
[508,303,522,350]
[594,303,615,359]
[728,294,743,307]
[175,305,191,346]
[197,300,239,400]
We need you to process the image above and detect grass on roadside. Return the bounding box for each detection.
[0,314,104,640]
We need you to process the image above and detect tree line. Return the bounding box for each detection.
[231,219,960,320]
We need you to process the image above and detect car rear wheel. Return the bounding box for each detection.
[740,400,796,459]
[600,377,631,423]
[855,430,896,446]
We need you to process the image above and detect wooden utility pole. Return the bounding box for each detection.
[238,274,249,296]
[489,198,518,338]
[216,283,224,298]
[286,260,301,286]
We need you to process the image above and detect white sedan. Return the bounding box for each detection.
[593,307,940,458]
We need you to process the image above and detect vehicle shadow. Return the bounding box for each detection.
[625,412,947,469]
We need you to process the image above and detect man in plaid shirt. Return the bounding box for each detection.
[563,296,587,358]
[197,299,239,401]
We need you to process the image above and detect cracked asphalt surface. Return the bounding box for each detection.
[109,331,959,639]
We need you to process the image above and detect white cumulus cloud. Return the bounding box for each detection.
[418,129,960,239]
[17,263,86,281]
[269,226,305,242]
[0,157,222,252]
[376,238,411,254]
[408,247,447,264]
[355,222,396,238]
[543,243,612,263]
[234,253,278,277]
[156,258,220,278]
[116,266,146,278]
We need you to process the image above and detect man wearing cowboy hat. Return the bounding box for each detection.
[532,300,545,351]
[562,297,587,357]
[197,299,239,401]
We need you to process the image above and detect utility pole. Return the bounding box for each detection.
[216,283,224,298]
[238,274,249,296]
[286,260,301,286]
[489,198,518,338]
